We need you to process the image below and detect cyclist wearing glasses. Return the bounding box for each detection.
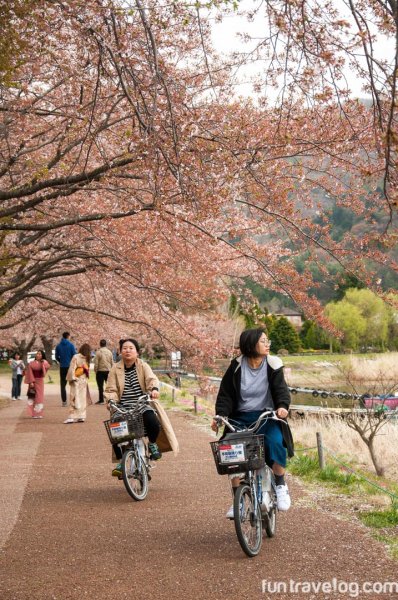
[212,327,294,517]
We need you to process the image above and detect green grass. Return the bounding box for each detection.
[358,505,398,560]
[289,452,357,486]
[359,505,398,528]
[373,534,398,560]
[289,451,380,495]
[290,449,398,560]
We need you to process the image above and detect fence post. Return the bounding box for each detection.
[172,388,175,404]
[316,432,325,470]
[193,395,197,414]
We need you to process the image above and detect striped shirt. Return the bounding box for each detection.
[120,364,152,414]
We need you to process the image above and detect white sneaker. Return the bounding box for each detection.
[63,418,74,424]
[225,504,234,519]
[276,484,291,511]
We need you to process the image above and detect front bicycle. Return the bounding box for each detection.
[210,412,278,557]
[104,397,151,501]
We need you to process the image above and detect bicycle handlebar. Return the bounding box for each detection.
[213,410,283,433]
[109,394,151,415]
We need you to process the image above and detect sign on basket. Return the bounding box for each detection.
[109,421,129,439]
[218,443,245,464]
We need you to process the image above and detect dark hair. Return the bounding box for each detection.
[120,338,140,353]
[100,339,107,347]
[62,332,70,339]
[239,328,267,358]
[12,351,21,359]
[79,343,91,364]
[36,349,47,361]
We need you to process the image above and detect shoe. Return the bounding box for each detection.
[148,442,162,461]
[63,418,74,424]
[32,416,43,419]
[225,504,234,519]
[276,484,291,511]
[77,418,85,422]
[112,464,122,478]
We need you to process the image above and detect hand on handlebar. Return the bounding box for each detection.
[276,407,289,419]
[211,419,219,433]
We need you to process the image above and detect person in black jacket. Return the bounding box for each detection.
[212,328,294,518]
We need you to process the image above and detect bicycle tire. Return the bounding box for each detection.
[234,483,262,557]
[122,447,149,501]
[263,493,277,538]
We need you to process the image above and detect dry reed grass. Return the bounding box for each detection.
[291,414,398,482]
[347,353,398,387]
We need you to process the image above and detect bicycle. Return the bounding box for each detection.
[210,411,280,557]
[104,395,152,501]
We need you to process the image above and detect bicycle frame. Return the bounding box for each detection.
[213,411,280,556]
[108,397,151,500]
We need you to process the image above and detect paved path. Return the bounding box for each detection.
[0,378,397,600]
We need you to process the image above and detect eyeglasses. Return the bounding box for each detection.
[259,338,271,347]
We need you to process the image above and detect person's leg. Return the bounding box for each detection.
[11,378,17,399]
[261,420,290,511]
[142,410,161,442]
[142,410,161,459]
[96,371,107,403]
[60,367,68,405]
[16,374,23,398]
[96,372,103,403]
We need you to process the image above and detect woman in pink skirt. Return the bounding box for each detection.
[24,350,50,418]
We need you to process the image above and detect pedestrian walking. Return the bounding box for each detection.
[8,352,26,400]
[93,339,114,404]
[24,350,50,418]
[55,332,76,407]
[63,344,92,424]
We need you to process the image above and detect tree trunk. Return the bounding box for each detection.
[13,336,36,364]
[40,336,55,365]
[367,439,385,477]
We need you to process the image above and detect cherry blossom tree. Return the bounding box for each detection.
[1,0,396,365]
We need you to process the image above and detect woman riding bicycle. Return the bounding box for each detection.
[212,328,294,517]
[104,338,163,477]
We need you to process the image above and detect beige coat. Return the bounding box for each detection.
[104,359,179,456]
[94,346,114,372]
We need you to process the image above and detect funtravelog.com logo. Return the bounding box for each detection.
[261,578,398,597]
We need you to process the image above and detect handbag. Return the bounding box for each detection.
[75,366,84,377]
[27,387,36,399]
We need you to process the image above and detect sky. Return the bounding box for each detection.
[208,0,392,101]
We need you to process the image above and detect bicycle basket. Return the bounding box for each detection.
[104,412,145,445]
[210,433,265,475]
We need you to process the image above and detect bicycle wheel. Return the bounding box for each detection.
[264,481,277,538]
[122,447,149,501]
[264,504,277,538]
[234,483,262,557]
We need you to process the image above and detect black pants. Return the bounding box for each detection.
[142,410,161,443]
[60,367,69,403]
[96,371,109,403]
